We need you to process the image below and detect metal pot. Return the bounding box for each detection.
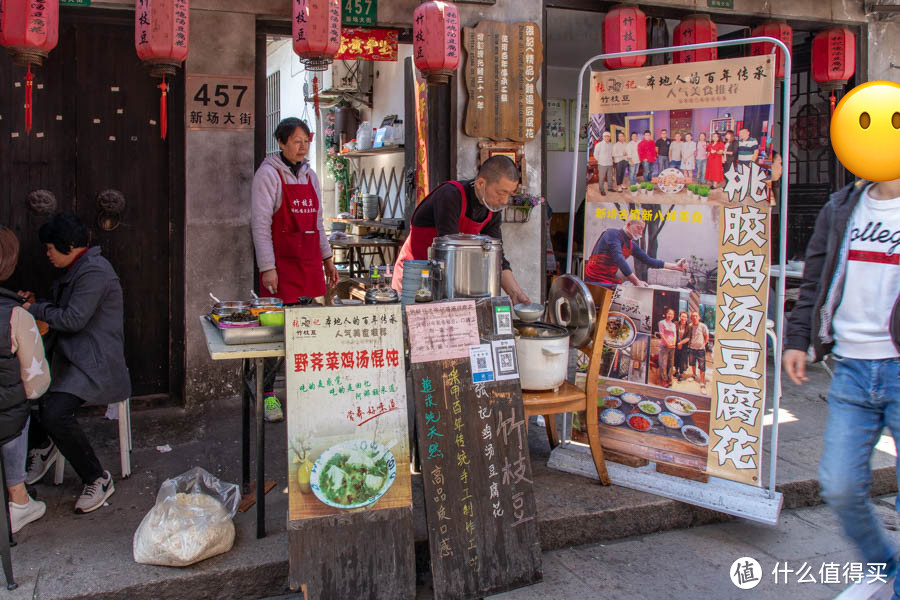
[514,321,570,391]
[429,234,502,300]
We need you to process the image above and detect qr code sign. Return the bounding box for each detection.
[496,311,512,335]
[498,350,514,370]
[477,356,488,370]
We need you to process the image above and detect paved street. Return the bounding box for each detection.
[485,499,899,600]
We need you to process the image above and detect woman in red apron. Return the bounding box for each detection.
[251,117,338,421]
[251,118,338,304]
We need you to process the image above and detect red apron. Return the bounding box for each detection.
[391,181,491,292]
[261,171,327,302]
[585,229,632,285]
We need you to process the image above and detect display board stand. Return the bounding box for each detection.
[407,297,542,600]
[562,37,793,526]
[284,305,415,599]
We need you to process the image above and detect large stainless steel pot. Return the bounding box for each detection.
[514,321,570,391]
[429,234,502,300]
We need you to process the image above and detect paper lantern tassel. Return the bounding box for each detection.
[158,76,168,140]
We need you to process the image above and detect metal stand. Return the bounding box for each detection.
[561,37,793,524]
[240,356,283,539]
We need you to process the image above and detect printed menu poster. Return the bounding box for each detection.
[285,305,411,521]
[582,55,775,486]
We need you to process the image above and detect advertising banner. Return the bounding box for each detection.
[583,55,776,486]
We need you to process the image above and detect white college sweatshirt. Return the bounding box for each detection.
[831,185,900,359]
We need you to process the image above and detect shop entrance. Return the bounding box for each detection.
[0,14,181,400]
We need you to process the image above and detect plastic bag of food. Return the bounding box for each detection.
[133,466,241,567]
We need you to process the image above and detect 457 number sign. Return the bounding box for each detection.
[186,74,255,131]
[342,0,376,26]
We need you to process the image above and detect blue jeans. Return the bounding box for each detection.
[820,355,900,594]
[670,160,681,170]
[641,160,654,182]
[657,156,669,172]
[629,164,638,186]
[696,159,707,184]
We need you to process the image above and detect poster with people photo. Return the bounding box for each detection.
[583,55,775,486]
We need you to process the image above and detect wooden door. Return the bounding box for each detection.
[0,18,173,398]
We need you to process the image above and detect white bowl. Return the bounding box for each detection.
[514,303,545,322]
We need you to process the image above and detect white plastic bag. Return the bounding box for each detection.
[133,467,241,567]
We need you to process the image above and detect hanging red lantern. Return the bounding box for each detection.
[135,0,189,140]
[0,0,60,134]
[750,21,793,79]
[672,14,717,64]
[293,0,341,120]
[603,4,647,70]
[812,27,856,115]
[413,1,461,85]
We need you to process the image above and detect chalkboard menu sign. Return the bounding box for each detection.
[406,297,542,600]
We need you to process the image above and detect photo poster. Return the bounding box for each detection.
[284,305,412,522]
[582,55,775,486]
[545,97,568,152]
[568,97,589,152]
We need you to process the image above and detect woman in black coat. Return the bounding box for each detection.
[20,213,130,514]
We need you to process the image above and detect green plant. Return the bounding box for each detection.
[687,183,697,194]
[698,185,710,196]
[509,192,544,207]
[629,184,639,192]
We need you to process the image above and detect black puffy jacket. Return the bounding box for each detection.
[0,288,29,445]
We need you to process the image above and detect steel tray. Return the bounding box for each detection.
[205,316,284,345]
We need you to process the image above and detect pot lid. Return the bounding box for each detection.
[547,274,596,347]
[432,233,502,248]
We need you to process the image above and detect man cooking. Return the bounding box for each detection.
[585,219,685,287]
[391,155,530,305]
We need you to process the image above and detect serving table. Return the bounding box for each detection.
[329,235,401,277]
[200,317,283,538]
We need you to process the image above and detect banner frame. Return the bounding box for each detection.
[562,37,793,506]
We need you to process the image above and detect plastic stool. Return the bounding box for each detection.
[53,398,132,484]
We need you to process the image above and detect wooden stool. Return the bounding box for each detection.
[54,398,132,484]
[522,285,614,485]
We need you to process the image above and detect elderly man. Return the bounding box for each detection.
[585,219,685,287]
[593,131,617,196]
[391,155,530,305]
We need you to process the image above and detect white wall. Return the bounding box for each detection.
[266,38,318,168]
[546,66,589,213]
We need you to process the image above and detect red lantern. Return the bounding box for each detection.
[413,1,461,85]
[0,0,60,134]
[135,0,189,140]
[293,0,341,119]
[812,27,856,114]
[603,4,647,70]
[750,21,792,79]
[673,14,717,64]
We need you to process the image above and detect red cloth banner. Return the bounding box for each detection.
[335,28,398,61]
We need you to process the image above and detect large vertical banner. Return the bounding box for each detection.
[285,305,414,598]
[582,55,775,486]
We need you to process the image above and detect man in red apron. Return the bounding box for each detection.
[391,156,530,306]
[251,117,338,421]
[585,219,684,287]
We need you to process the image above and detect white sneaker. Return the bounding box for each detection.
[25,442,58,485]
[535,415,546,428]
[834,575,896,600]
[74,470,115,514]
[9,497,46,533]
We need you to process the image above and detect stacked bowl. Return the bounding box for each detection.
[400,260,430,305]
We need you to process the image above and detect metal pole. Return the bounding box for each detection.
[565,38,792,498]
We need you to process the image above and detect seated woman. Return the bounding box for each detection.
[0,226,51,533]
[21,213,130,514]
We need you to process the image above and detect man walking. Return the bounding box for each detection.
[785,175,900,600]
[593,131,617,195]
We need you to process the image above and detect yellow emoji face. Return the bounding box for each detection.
[831,81,900,182]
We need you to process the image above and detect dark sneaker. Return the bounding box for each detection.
[25,443,58,485]
[74,471,115,514]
